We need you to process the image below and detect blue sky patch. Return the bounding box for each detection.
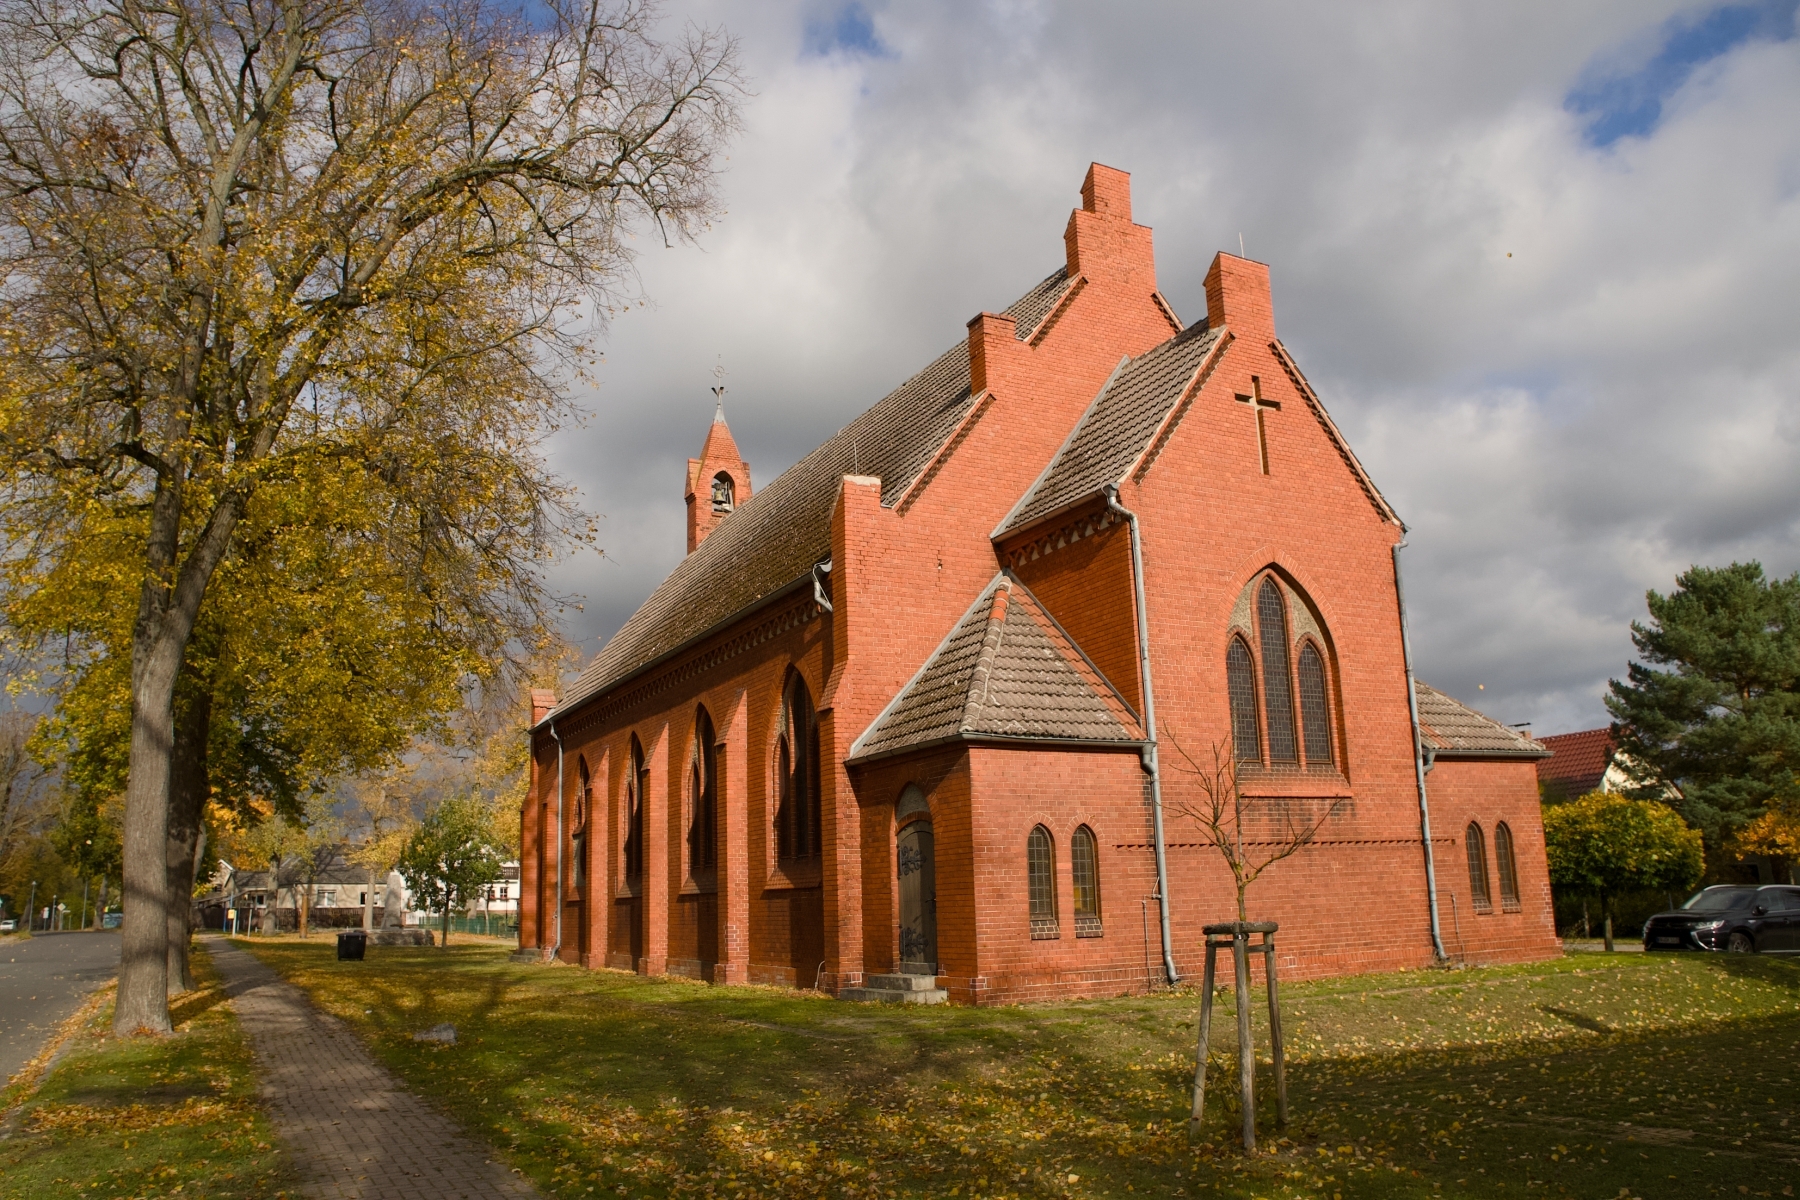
[1567,1,1798,147]
[803,3,893,59]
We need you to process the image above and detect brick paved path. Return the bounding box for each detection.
[205,936,540,1200]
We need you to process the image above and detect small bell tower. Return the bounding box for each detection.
[685,393,751,554]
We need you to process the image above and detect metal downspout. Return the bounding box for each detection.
[1392,541,1448,964]
[549,720,563,961]
[1105,486,1179,985]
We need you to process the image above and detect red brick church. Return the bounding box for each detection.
[519,165,1559,1003]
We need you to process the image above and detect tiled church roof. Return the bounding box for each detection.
[996,322,1225,536]
[551,270,1075,719]
[1415,683,1549,759]
[848,573,1145,763]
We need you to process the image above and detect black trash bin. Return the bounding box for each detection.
[336,931,367,961]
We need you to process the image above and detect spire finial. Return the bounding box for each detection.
[711,359,726,423]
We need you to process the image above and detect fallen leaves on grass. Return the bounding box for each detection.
[26,1096,234,1134]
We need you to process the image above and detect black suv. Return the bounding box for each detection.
[1642,885,1800,954]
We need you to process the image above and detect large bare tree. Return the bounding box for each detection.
[0,0,741,1033]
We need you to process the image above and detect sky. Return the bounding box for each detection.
[541,0,1800,738]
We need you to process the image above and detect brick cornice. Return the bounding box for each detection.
[1000,504,1122,570]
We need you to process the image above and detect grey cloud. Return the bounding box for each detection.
[541,0,1800,739]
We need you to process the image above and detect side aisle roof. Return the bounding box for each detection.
[849,573,1146,763]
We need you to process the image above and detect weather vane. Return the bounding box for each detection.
[710,358,726,419]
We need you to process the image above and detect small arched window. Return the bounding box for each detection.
[1494,822,1520,911]
[1227,637,1261,763]
[572,758,590,890]
[1028,825,1058,939]
[1297,642,1333,768]
[711,472,735,514]
[1258,579,1298,763]
[1466,821,1491,913]
[688,708,718,878]
[1071,825,1102,938]
[624,737,646,883]
[776,673,822,862]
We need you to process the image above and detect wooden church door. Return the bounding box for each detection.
[897,820,938,974]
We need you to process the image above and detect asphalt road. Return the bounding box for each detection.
[0,930,120,1085]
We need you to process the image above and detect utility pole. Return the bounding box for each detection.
[81,878,90,931]
[25,880,37,933]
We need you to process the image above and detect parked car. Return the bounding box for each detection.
[1642,885,1800,954]
[0,918,15,932]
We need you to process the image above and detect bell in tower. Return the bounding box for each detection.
[685,389,751,554]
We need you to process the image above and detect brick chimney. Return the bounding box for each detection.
[1063,163,1157,291]
[1202,252,1275,338]
[966,310,1020,395]
[686,403,752,554]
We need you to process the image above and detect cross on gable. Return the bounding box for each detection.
[1234,375,1280,475]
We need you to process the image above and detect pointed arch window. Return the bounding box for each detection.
[1466,822,1491,913]
[1494,822,1520,911]
[1071,825,1102,938]
[1297,643,1334,768]
[1227,573,1343,772]
[776,673,822,862]
[1028,825,1058,939]
[711,472,735,514]
[572,758,590,890]
[1257,580,1298,763]
[689,708,718,880]
[624,737,646,884]
[1227,637,1261,763]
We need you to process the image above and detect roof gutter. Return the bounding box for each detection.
[547,719,563,963]
[1392,540,1448,966]
[1104,484,1179,986]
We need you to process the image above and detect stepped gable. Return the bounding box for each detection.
[553,269,1075,718]
[1415,683,1549,759]
[849,573,1145,763]
[996,322,1223,537]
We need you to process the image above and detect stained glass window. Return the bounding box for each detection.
[1227,637,1261,763]
[1466,822,1491,912]
[1495,822,1520,910]
[1297,643,1333,768]
[1258,579,1298,763]
[1028,825,1058,939]
[1071,826,1102,938]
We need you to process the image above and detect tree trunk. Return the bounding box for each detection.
[1602,900,1615,953]
[115,628,185,1036]
[441,900,451,949]
[364,869,375,932]
[165,680,212,994]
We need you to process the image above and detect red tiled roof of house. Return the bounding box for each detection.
[1535,727,1615,795]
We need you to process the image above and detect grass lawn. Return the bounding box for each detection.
[0,943,291,1200]
[237,938,1799,1200]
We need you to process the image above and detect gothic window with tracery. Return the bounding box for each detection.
[775,673,822,862]
[1466,821,1491,912]
[1227,637,1261,763]
[689,708,718,878]
[1028,825,1058,939]
[1258,579,1298,763]
[1495,822,1520,911]
[1071,825,1102,938]
[624,737,646,883]
[1297,642,1333,768]
[1228,573,1342,772]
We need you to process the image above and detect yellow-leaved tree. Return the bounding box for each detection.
[0,0,742,1034]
